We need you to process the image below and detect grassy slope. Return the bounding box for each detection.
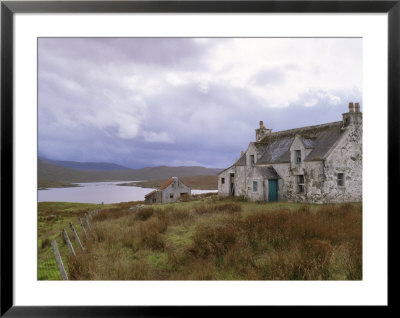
[119,175,218,190]
[39,197,362,280]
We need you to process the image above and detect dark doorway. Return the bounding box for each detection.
[230,173,235,196]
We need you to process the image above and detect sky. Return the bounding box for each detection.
[38,38,362,169]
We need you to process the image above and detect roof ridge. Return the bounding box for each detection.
[257,121,342,143]
[159,177,175,190]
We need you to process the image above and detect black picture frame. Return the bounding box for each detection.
[1,1,396,316]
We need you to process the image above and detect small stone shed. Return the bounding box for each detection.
[145,177,191,204]
[218,103,362,203]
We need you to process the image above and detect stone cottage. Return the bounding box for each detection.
[145,177,191,204]
[218,103,362,203]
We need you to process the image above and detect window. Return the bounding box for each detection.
[221,177,225,184]
[253,181,258,192]
[296,150,301,164]
[297,175,304,193]
[250,155,255,166]
[170,194,174,199]
[337,173,344,186]
[152,198,156,203]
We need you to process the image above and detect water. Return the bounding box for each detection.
[38,181,218,204]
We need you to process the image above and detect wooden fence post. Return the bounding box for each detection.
[62,229,76,257]
[51,240,68,280]
[69,222,84,252]
[84,213,91,230]
[79,218,88,239]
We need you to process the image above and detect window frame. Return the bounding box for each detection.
[221,177,225,184]
[337,173,345,187]
[253,181,258,192]
[297,174,305,193]
[250,154,255,166]
[295,150,301,164]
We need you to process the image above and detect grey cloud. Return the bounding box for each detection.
[38,38,362,169]
[250,68,286,86]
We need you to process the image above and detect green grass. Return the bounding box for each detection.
[37,201,117,280]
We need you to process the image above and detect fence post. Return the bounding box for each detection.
[62,229,76,257]
[79,218,88,239]
[84,213,91,230]
[69,222,84,252]
[51,240,68,280]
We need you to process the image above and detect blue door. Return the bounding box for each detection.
[268,179,278,202]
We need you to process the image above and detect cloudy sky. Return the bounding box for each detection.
[38,38,362,169]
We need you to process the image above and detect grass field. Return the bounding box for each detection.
[39,195,362,280]
[37,201,110,279]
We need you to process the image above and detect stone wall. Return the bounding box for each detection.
[218,167,235,197]
[322,122,362,203]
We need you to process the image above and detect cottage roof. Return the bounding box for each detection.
[256,166,281,179]
[256,121,343,164]
[145,190,157,198]
[160,177,176,190]
[234,153,247,166]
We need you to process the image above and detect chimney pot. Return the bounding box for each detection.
[349,102,354,113]
[241,151,245,156]
[259,121,264,127]
[355,102,360,113]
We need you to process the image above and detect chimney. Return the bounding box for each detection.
[342,102,362,128]
[241,150,245,157]
[255,120,272,142]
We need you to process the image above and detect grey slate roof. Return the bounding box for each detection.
[256,121,343,164]
[256,166,281,179]
[234,153,247,166]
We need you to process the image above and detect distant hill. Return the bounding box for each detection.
[38,158,223,186]
[39,157,130,171]
[38,160,107,183]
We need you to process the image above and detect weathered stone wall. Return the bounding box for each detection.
[271,161,325,203]
[243,167,266,201]
[322,122,362,203]
[218,167,235,197]
[233,166,247,197]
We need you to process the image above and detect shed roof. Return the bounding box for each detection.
[145,190,157,198]
[160,177,176,190]
[256,121,343,164]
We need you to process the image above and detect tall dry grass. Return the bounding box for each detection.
[67,200,362,280]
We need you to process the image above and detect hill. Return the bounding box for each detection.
[38,159,222,186]
[38,160,106,183]
[39,157,130,170]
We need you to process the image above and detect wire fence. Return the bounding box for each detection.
[38,205,103,280]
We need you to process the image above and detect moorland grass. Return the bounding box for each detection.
[57,197,362,280]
